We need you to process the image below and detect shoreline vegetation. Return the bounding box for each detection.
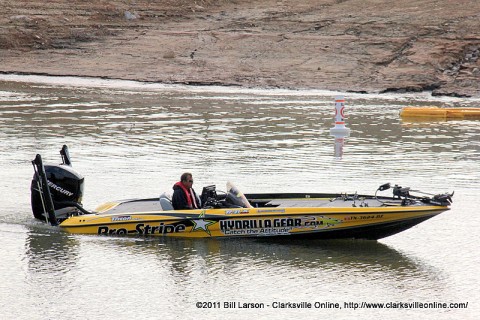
[1,0,479,97]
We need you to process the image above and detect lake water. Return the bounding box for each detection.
[0,75,478,319]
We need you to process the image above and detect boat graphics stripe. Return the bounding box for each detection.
[59,207,447,231]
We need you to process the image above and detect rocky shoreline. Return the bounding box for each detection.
[1,0,479,97]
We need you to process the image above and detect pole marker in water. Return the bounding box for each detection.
[330,95,351,136]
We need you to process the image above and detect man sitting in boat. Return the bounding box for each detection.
[172,172,201,210]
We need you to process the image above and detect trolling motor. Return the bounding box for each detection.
[375,182,453,206]
[31,145,87,225]
[393,185,411,199]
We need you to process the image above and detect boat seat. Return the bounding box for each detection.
[159,193,174,211]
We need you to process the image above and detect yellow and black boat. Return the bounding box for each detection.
[31,146,453,240]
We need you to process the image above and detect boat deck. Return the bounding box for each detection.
[96,195,408,216]
[96,199,163,214]
[265,198,389,208]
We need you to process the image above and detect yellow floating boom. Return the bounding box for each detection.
[400,106,480,119]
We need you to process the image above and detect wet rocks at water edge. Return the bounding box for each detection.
[1,0,479,97]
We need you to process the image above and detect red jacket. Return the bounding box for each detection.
[172,182,200,209]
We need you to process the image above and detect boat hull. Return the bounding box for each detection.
[31,147,453,241]
[59,204,448,240]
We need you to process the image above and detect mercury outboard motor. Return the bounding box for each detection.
[31,145,85,224]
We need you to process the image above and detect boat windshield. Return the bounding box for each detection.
[226,181,253,208]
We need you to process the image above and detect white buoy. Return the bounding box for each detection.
[329,95,351,136]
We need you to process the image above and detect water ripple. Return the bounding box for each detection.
[0,76,478,320]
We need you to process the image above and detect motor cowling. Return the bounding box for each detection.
[31,163,84,221]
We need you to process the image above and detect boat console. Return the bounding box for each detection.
[201,184,253,209]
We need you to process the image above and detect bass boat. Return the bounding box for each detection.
[31,146,453,240]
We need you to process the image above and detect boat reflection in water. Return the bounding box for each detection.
[24,224,80,276]
[23,226,443,288]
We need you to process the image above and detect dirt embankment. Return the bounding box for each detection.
[1,0,479,97]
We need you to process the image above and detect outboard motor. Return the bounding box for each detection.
[31,145,85,224]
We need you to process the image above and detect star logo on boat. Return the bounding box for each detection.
[191,211,216,236]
